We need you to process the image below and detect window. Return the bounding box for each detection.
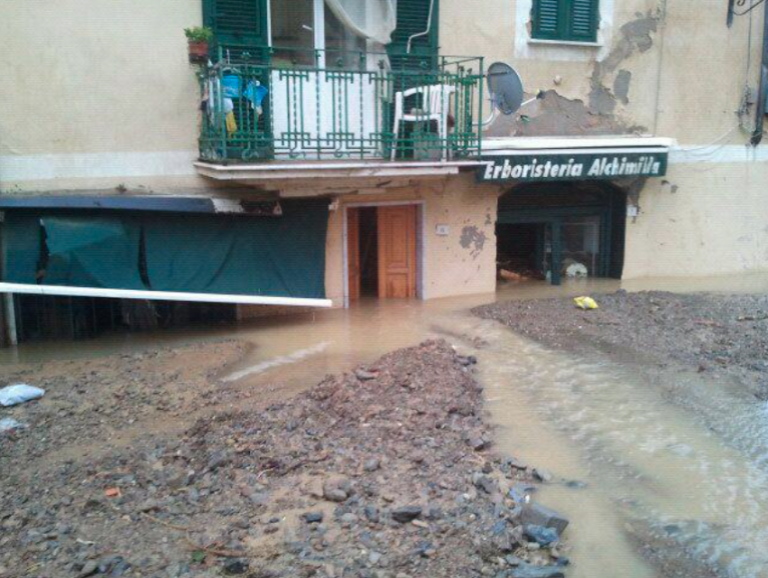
[270,0,315,66]
[531,0,599,43]
[324,5,366,69]
[269,0,366,68]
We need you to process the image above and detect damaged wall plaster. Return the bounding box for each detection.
[590,12,660,114]
[487,11,661,139]
[460,226,487,259]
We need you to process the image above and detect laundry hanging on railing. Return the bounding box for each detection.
[203,74,269,135]
[222,75,269,114]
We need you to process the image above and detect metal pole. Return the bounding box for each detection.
[550,221,563,287]
[0,282,333,309]
[3,294,18,346]
[751,0,768,145]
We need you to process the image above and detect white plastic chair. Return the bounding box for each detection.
[391,84,456,161]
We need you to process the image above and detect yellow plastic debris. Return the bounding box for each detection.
[574,296,599,310]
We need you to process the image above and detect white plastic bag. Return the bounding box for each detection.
[0,384,45,407]
[0,417,26,432]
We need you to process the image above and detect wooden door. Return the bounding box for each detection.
[377,205,417,298]
[347,208,361,301]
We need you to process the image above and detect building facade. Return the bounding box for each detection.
[1,0,767,343]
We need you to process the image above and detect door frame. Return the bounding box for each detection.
[342,201,426,308]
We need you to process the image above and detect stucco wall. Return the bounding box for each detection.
[324,174,500,306]
[2,0,768,281]
[441,0,768,278]
[624,162,768,278]
[0,0,206,193]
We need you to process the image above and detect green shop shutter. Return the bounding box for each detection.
[388,0,439,71]
[41,216,146,290]
[143,200,328,299]
[204,0,268,55]
[1,214,43,284]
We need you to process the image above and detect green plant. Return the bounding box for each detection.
[184,26,213,43]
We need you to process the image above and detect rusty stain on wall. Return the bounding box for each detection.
[460,226,486,259]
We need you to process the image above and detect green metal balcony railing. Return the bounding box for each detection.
[198,46,484,163]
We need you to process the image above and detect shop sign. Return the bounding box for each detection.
[477,151,668,183]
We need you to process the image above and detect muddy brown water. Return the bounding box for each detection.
[3,274,768,577]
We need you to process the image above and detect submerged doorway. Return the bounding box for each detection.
[346,204,420,302]
[496,182,626,285]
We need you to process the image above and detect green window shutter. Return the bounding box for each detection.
[388,0,439,70]
[569,0,598,41]
[532,0,563,40]
[204,0,267,51]
[531,0,598,42]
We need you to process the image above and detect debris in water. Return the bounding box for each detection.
[0,417,26,433]
[573,296,599,310]
[0,384,45,407]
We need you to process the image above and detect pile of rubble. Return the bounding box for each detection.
[1,340,570,578]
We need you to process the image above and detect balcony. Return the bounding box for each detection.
[198,47,484,165]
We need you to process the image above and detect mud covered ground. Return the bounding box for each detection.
[475,291,768,399]
[0,339,569,578]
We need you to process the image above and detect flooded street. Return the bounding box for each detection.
[3,274,768,577]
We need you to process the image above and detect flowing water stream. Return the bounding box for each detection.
[3,274,768,576]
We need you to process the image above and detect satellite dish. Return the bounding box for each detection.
[487,62,524,115]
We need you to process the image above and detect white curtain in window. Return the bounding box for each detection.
[324,0,397,45]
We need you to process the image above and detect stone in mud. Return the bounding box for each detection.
[510,563,565,578]
[503,456,528,470]
[472,473,498,495]
[509,483,536,504]
[469,437,489,451]
[391,506,422,523]
[520,503,569,535]
[364,504,380,523]
[222,558,249,575]
[524,524,559,546]
[532,468,553,483]
[302,512,324,523]
[77,560,98,578]
[323,478,352,503]
[355,369,378,381]
[363,458,381,472]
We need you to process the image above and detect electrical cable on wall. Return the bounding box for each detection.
[733,0,767,16]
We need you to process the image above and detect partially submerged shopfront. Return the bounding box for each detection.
[482,137,671,285]
[0,134,672,344]
[0,0,674,344]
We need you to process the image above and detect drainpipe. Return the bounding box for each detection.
[406,0,436,53]
[751,1,768,145]
[728,0,736,27]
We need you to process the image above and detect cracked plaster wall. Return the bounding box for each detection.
[442,0,768,278]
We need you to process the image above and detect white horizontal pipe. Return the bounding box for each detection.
[0,283,332,308]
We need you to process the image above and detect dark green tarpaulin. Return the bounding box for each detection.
[1,201,328,299]
[42,216,146,290]
[1,214,42,284]
[143,200,328,298]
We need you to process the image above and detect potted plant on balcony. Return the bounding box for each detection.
[185,26,213,64]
